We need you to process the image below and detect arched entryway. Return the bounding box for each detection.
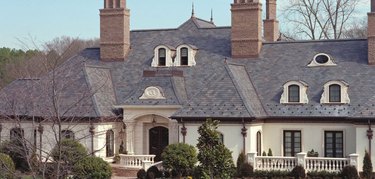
[149,126,169,161]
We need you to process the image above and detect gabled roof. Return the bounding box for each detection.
[1,16,375,121]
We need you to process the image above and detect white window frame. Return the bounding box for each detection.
[151,45,175,67]
[175,44,197,67]
[320,80,350,104]
[280,81,309,104]
[308,53,337,67]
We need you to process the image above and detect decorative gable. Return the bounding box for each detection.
[140,86,165,100]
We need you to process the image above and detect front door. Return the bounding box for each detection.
[149,126,169,161]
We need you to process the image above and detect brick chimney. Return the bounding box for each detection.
[263,0,279,42]
[231,0,262,58]
[100,0,130,61]
[369,0,375,64]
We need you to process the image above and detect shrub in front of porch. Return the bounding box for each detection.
[72,156,112,179]
[362,150,373,179]
[161,143,197,177]
[341,165,359,179]
[0,153,16,179]
[196,119,235,179]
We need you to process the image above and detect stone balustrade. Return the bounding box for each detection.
[248,152,359,172]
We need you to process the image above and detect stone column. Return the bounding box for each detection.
[297,152,307,168]
[169,120,179,144]
[125,121,135,155]
[37,124,44,162]
[247,152,257,170]
[349,153,359,170]
[89,124,95,156]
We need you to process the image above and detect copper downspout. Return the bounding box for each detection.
[367,120,373,156]
[241,122,248,153]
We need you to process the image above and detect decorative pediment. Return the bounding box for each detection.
[139,86,165,100]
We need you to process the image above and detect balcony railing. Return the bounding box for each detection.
[248,152,358,172]
[119,154,155,169]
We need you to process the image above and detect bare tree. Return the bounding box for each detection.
[282,0,361,40]
[0,38,119,179]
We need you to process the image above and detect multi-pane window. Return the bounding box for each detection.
[106,130,115,157]
[180,47,189,66]
[325,131,343,158]
[256,131,262,156]
[61,130,75,140]
[329,84,341,102]
[284,130,301,156]
[288,85,300,102]
[158,48,166,66]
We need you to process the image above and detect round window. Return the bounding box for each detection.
[314,54,329,64]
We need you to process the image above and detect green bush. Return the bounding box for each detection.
[236,152,253,178]
[253,170,290,178]
[51,139,87,164]
[307,170,340,178]
[50,139,88,178]
[267,148,273,156]
[137,169,146,179]
[146,166,161,179]
[197,119,236,179]
[0,153,15,179]
[236,152,246,177]
[362,150,373,179]
[341,165,359,179]
[291,165,306,179]
[72,156,112,179]
[0,140,29,171]
[262,151,267,156]
[161,143,197,177]
[240,163,253,177]
[307,149,319,157]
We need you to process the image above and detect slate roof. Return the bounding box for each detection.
[1,16,375,121]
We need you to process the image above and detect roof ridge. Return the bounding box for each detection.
[264,38,367,45]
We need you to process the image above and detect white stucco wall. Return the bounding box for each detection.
[262,123,356,157]
[180,123,246,164]
[0,121,122,160]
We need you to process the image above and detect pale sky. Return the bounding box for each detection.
[0,0,370,49]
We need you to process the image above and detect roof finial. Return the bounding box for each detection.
[210,9,214,23]
[191,2,195,18]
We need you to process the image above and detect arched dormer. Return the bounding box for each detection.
[151,45,175,67]
[320,80,350,104]
[280,81,309,104]
[175,44,198,66]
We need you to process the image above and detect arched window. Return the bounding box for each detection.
[280,81,308,104]
[288,85,300,102]
[180,47,189,66]
[106,130,115,157]
[329,84,341,102]
[61,130,75,140]
[10,128,24,141]
[158,48,166,66]
[256,131,262,156]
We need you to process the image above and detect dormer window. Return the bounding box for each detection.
[180,47,189,66]
[175,44,198,67]
[152,45,175,67]
[308,53,336,67]
[158,48,166,66]
[280,81,308,104]
[321,81,350,104]
[288,85,300,102]
[329,84,341,102]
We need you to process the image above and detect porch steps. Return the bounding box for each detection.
[111,164,139,178]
